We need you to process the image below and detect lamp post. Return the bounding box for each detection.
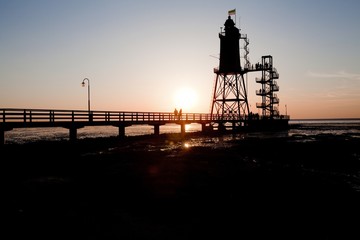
[81,78,90,113]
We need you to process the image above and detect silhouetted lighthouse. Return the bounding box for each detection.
[210,15,250,130]
[219,16,241,73]
[210,13,288,131]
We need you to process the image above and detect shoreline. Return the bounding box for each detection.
[4,131,360,239]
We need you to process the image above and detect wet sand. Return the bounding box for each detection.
[3,132,360,239]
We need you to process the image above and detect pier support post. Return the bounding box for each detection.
[69,127,77,142]
[232,122,236,131]
[181,124,185,135]
[218,123,226,132]
[118,125,126,138]
[116,124,131,139]
[0,129,4,146]
[201,123,213,132]
[0,127,13,145]
[64,124,83,142]
[154,125,160,136]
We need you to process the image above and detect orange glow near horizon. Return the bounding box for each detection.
[173,87,198,112]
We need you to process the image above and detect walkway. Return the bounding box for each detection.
[0,108,213,144]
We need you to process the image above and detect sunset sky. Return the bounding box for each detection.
[1,0,360,119]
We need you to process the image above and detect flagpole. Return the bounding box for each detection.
[235,8,237,26]
[228,9,237,26]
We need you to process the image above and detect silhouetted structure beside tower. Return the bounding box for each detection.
[210,15,289,130]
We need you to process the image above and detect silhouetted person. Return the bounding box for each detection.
[178,109,182,120]
[174,108,178,120]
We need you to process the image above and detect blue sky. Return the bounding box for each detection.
[1,0,360,119]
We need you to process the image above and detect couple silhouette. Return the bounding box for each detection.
[174,108,182,120]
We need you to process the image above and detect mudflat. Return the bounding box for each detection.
[4,132,360,239]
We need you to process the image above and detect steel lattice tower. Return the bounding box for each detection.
[210,16,250,129]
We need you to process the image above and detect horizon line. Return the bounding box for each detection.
[290,117,360,121]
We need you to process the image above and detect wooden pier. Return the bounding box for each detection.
[0,108,290,145]
[0,108,215,144]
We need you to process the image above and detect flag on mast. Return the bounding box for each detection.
[228,8,236,15]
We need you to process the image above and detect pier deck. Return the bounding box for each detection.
[0,108,289,144]
[0,108,214,144]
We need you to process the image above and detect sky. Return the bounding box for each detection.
[1,0,360,119]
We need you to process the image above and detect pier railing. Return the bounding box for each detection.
[0,108,217,144]
[0,108,213,125]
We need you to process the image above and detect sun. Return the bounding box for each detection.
[173,87,198,112]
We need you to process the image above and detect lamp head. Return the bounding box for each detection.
[81,81,85,87]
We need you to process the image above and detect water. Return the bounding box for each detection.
[3,123,203,144]
[288,119,360,140]
[4,119,360,144]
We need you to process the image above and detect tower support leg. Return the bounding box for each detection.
[210,73,249,124]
